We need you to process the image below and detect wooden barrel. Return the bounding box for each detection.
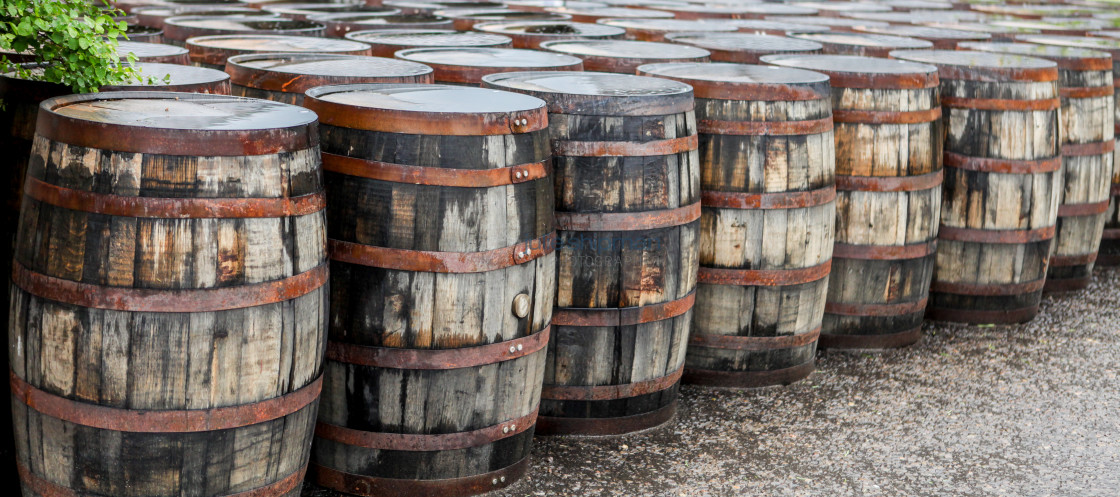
[117,41,192,64]
[664,33,822,63]
[122,25,165,44]
[767,16,888,32]
[473,21,625,49]
[264,4,401,21]
[790,32,933,57]
[920,22,1041,42]
[227,53,434,104]
[186,34,371,69]
[763,54,942,349]
[597,19,739,42]
[543,6,674,23]
[308,12,454,37]
[302,84,554,496]
[890,50,1062,324]
[635,62,833,384]
[101,62,232,93]
[345,29,513,57]
[647,3,818,20]
[386,0,504,14]
[134,6,268,28]
[434,9,571,31]
[540,40,709,73]
[960,41,1115,291]
[505,0,608,13]
[11,91,326,497]
[163,15,327,46]
[725,20,831,36]
[853,25,991,48]
[483,71,698,435]
[993,20,1092,37]
[395,47,583,85]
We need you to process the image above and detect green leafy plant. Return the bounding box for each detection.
[0,0,145,93]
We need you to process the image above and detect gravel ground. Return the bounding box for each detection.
[305,266,1120,497]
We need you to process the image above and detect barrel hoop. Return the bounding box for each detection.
[688,327,820,351]
[10,371,322,433]
[314,408,538,451]
[832,240,937,260]
[554,202,700,232]
[12,262,327,312]
[819,326,923,349]
[23,176,325,219]
[926,305,1039,324]
[930,278,1045,296]
[835,169,943,192]
[552,135,698,157]
[1060,140,1115,157]
[1104,228,1120,240]
[1058,199,1111,217]
[938,225,1055,244]
[941,95,1060,111]
[697,259,831,286]
[304,98,548,136]
[329,234,555,273]
[934,65,1058,83]
[831,107,941,125]
[17,462,308,497]
[535,400,676,436]
[540,366,683,401]
[311,457,528,497]
[944,151,1062,174]
[825,71,940,90]
[687,81,832,101]
[326,326,549,370]
[1050,252,1098,266]
[322,152,550,187]
[697,117,833,136]
[700,186,836,210]
[1060,86,1115,98]
[551,291,695,327]
[825,297,929,316]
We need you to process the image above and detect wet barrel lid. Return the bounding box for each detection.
[226,53,434,92]
[309,12,454,33]
[386,1,504,13]
[543,6,675,21]
[920,22,1042,38]
[133,6,269,27]
[434,8,571,24]
[504,0,607,11]
[303,83,549,135]
[540,39,710,62]
[879,0,953,10]
[957,42,1112,69]
[263,4,400,20]
[475,20,626,37]
[791,32,934,50]
[991,20,1092,35]
[345,29,513,55]
[854,25,992,44]
[38,92,318,156]
[791,1,890,12]
[724,20,830,35]
[637,62,831,100]
[761,53,939,88]
[1016,34,1120,57]
[765,16,888,30]
[889,49,1059,82]
[1089,31,1120,40]
[163,15,326,40]
[1040,17,1112,30]
[395,47,584,83]
[117,41,191,63]
[596,18,740,35]
[481,70,694,115]
[651,3,818,18]
[666,33,824,53]
[187,34,371,65]
[101,62,231,92]
[836,11,951,24]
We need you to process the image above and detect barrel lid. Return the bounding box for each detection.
[764,16,888,29]
[101,62,230,91]
[504,0,607,9]
[133,6,268,25]
[345,29,513,48]
[791,1,891,13]
[263,4,399,18]
[164,15,324,32]
[38,92,318,156]
[957,42,1112,70]
[309,12,445,22]
[596,18,739,33]
[723,20,830,34]
[920,22,1041,36]
[544,6,675,19]
[855,25,992,41]
[481,71,693,116]
[880,0,953,9]
[790,32,934,49]
[396,47,584,67]
[1040,17,1111,30]
[1090,31,1120,40]
[762,54,940,89]
[117,41,190,60]
[992,20,1088,35]
[226,53,434,92]
[889,49,1059,82]
[540,39,710,58]
[187,34,371,53]
[1017,35,1120,57]
[665,33,824,53]
[386,0,503,11]
[303,84,548,135]
[474,20,625,37]
[651,3,818,16]
[637,62,831,101]
[433,8,570,22]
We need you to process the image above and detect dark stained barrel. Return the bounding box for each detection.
[596,19,738,42]
[725,19,831,36]
[960,41,1115,291]
[302,84,554,496]
[919,22,1042,42]
[263,3,400,21]
[101,62,232,93]
[540,39,709,73]
[227,53,434,104]
[117,41,192,64]
[543,6,674,23]
[308,12,454,37]
[163,15,327,46]
[853,25,991,48]
[435,9,571,31]
[11,91,326,497]
[764,54,942,349]
[345,29,513,57]
[473,21,626,49]
[664,33,822,63]
[790,32,933,57]
[891,50,1062,324]
[134,6,269,28]
[636,62,834,385]
[650,3,818,20]
[484,71,698,435]
[767,16,889,32]
[186,34,371,69]
[396,47,583,85]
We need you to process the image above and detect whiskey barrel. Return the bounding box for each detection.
[101,62,232,93]
[395,47,583,85]
[960,41,1115,291]
[890,50,1062,324]
[767,16,888,32]
[647,3,817,20]
[345,29,513,57]
[134,6,268,28]
[540,39,709,73]
[121,25,165,44]
[163,15,327,46]
[484,71,699,435]
[11,91,326,497]
[763,54,942,349]
[664,33,822,63]
[790,32,933,57]
[635,62,834,384]
[227,53,433,104]
[726,20,831,36]
[186,34,371,69]
[264,3,401,21]
[853,25,991,48]
[919,22,1041,42]
[473,21,626,49]
[596,19,739,42]
[308,12,453,37]
[302,84,554,496]
[434,9,571,31]
[117,41,192,64]
[543,6,674,23]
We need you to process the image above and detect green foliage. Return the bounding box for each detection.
[0,0,144,93]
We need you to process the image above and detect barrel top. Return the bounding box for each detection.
[308,12,451,26]
[186,34,370,52]
[791,32,934,49]
[117,41,189,59]
[664,33,824,52]
[957,41,1112,66]
[263,4,398,16]
[396,47,584,68]
[762,53,939,89]
[1090,31,1120,40]
[1017,34,1120,55]
[540,39,710,59]
[792,1,890,12]
[721,20,830,34]
[474,20,625,36]
[920,22,1041,35]
[481,70,694,115]
[544,6,675,18]
[105,62,230,88]
[857,25,993,41]
[345,29,512,47]
[637,62,831,101]
[766,16,888,28]
[165,15,323,31]
[133,6,263,17]
[596,18,739,33]
[890,49,1060,81]
[434,8,569,21]
[653,3,817,15]
[227,53,434,78]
